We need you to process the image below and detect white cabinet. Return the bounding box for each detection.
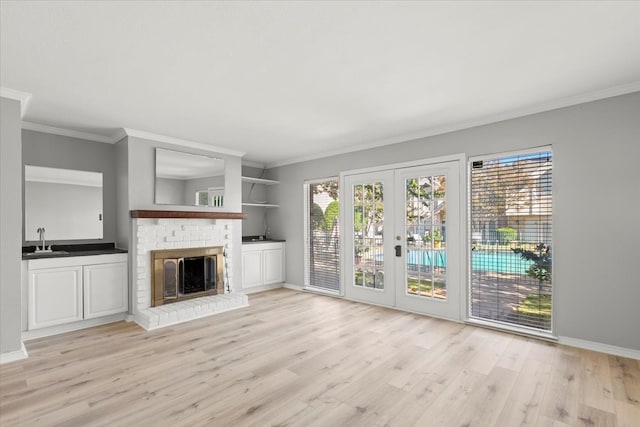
[263,248,284,284]
[29,266,83,329]
[27,253,128,330]
[84,262,128,319]
[242,250,264,288]
[242,242,285,289]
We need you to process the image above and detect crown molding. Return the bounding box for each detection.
[110,128,128,143]
[0,87,32,118]
[21,122,114,144]
[123,128,245,158]
[266,81,640,168]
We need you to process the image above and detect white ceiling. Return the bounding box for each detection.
[2,1,639,167]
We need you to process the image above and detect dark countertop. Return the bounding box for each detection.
[22,243,127,260]
[241,239,286,245]
[242,235,285,244]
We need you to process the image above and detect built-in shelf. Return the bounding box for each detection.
[241,176,279,185]
[241,175,279,208]
[241,203,280,208]
[130,210,247,219]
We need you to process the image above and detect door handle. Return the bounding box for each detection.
[395,245,402,257]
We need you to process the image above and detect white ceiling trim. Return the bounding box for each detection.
[110,128,128,144]
[266,81,640,169]
[22,121,114,144]
[0,87,32,118]
[123,128,246,158]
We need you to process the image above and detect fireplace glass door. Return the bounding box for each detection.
[180,256,217,295]
[151,246,224,307]
[163,259,179,300]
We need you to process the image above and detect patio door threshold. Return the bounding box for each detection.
[303,285,341,296]
[466,317,557,342]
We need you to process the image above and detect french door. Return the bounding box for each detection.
[343,161,461,320]
[344,170,395,306]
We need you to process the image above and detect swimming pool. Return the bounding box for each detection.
[405,249,533,275]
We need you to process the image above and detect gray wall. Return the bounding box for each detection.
[267,92,640,351]
[0,97,23,354]
[115,138,129,249]
[22,129,118,245]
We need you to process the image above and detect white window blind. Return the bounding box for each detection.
[305,179,340,292]
[469,150,552,332]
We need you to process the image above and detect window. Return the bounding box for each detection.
[196,187,224,207]
[469,150,552,332]
[304,178,340,292]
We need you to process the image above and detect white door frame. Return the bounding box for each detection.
[394,162,462,320]
[340,154,467,321]
[343,169,396,306]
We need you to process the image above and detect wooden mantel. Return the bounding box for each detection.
[130,210,247,220]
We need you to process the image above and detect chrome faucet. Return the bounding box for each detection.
[36,227,52,253]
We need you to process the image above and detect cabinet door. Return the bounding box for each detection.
[242,251,264,288]
[84,262,128,319]
[29,266,83,329]
[263,248,284,284]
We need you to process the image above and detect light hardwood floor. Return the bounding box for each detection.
[1,288,638,426]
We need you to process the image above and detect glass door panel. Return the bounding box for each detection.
[404,174,447,300]
[353,182,384,290]
[344,171,395,307]
[395,163,461,320]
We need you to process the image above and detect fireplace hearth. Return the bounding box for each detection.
[151,246,225,307]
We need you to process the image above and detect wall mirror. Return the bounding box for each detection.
[154,148,225,207]
[25,165,103,241]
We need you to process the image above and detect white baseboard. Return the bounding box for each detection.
[283,283,304,292]
[242,283,286,294]
[559,336,640,360]
[0,342,28,365]
[22,313,128,341]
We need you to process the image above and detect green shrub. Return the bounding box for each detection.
[496,227,517,244]
[310,203,324,231]
[324,201,339,232]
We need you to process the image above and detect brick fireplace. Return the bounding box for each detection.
[130,210,248,330]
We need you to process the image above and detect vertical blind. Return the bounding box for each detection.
[469,151,553,331]
[306,179,340,292]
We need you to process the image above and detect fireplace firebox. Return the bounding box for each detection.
[151,246,224,307]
